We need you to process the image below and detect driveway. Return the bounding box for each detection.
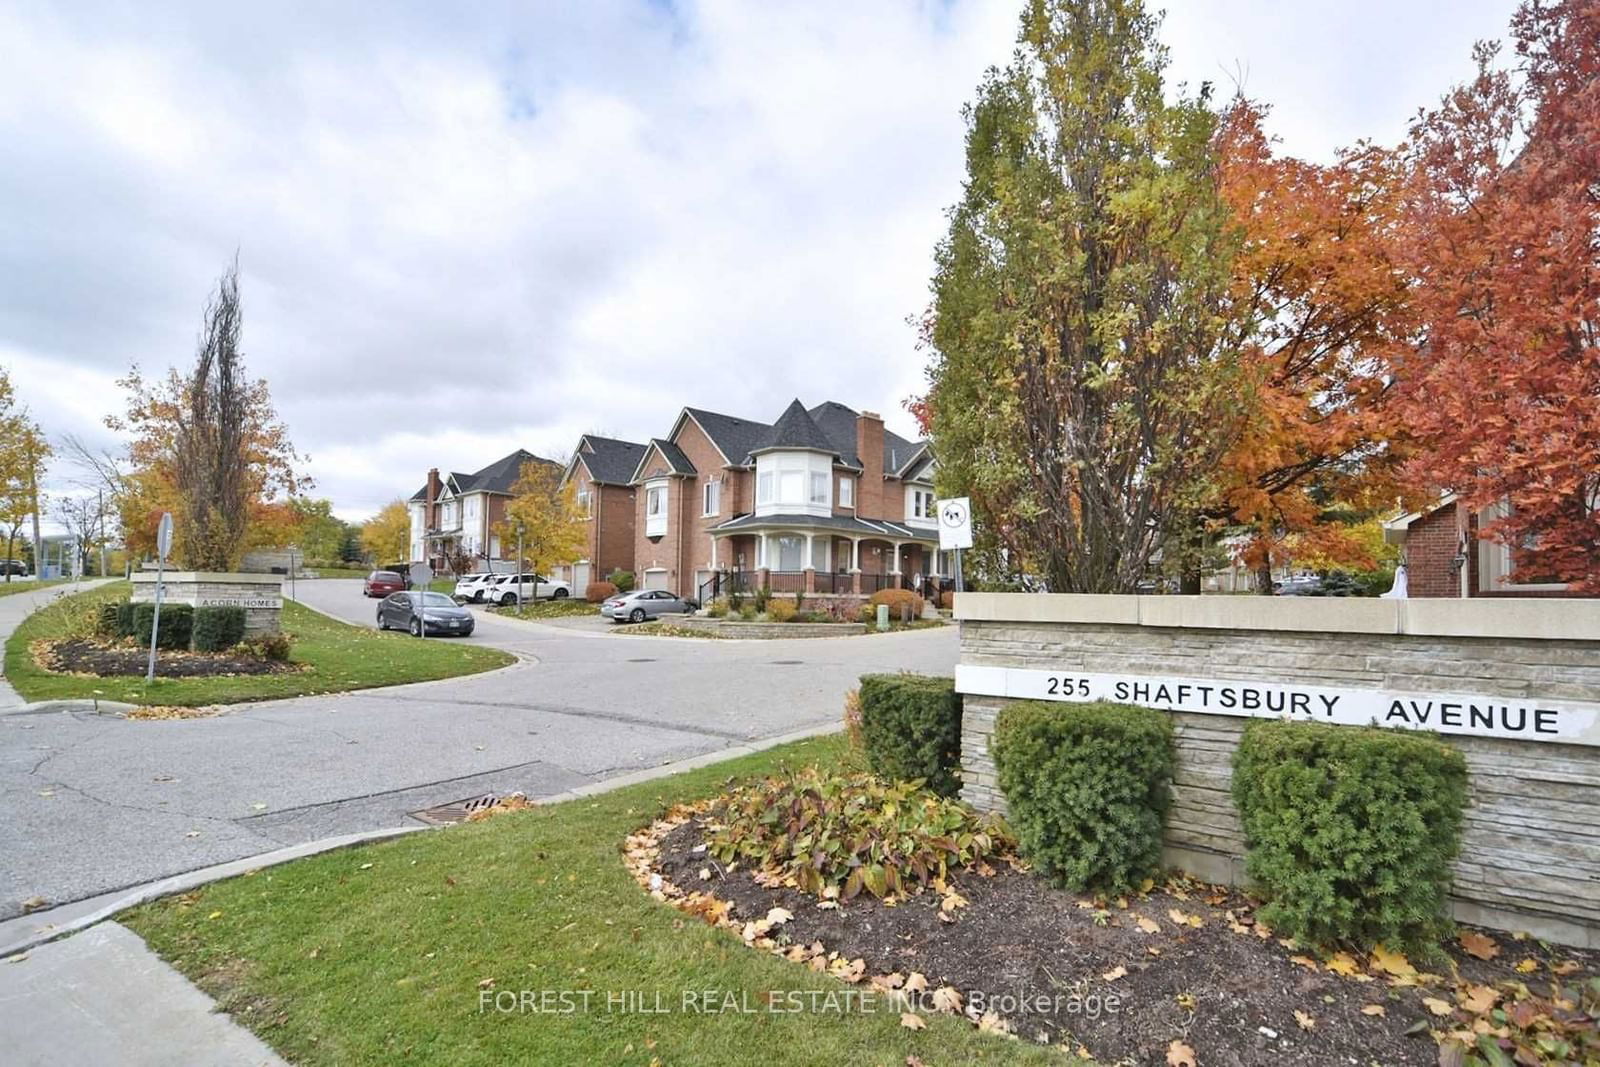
[0,579,956,927]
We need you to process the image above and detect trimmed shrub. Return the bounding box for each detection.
[858,674,962,797]
[192,606,247,652]
[239,631,293,662]
[95,602,123,638]
[868,587,925,618]
[738,604,757,620]
[993,700,1174,895]
[132,602,193,650]
[607,569,635,593]
[704,597,729,619]
[706,769,1011,900]
[1232,719,1468,953]
[857,603,877,625]
[115,600,136,638]
[766,600,797,623]
[584,581,618,603]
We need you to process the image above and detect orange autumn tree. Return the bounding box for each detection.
[1198,100,1418,590]
[1391,0,1600,592]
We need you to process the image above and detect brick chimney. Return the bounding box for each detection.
[425,468,441,527]
[855,411,885,518]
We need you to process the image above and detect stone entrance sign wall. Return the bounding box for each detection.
[954,593,1600,948]
[130,571,285,636]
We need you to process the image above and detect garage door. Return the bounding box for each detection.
[574,563,591,591]
[643,568,670,591]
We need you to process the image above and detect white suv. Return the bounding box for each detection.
[453,573,502,603]
[485,573,571,606]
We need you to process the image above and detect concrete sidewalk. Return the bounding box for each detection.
[0,921,286,1066]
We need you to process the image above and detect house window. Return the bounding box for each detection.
[577,490,591,518]
[910,489,935,521]
[702,478,720,517]
[758,472,773,505]
[779,470,804,504]
[645,481,668,538]
[777,536,804,572]
[839,477,853,508]
[809,473,829,506]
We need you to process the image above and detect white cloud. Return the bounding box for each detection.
[2,0,1516,529]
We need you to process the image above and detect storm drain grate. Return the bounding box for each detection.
[410,793,501,826]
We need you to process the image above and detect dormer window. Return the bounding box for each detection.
[908,487,936,526]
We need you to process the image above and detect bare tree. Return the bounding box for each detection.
[174,260,251,571]
[53,494,110,576]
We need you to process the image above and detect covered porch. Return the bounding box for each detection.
[700,515,944,603]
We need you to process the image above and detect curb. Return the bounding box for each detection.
[0,699,140,717]
[0,721,844,960]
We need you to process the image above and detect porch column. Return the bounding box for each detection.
[757,532,770,590]
[890,541,903,575]
[804,533,815,594]
[709,535,718,571]
[850,537,861,571]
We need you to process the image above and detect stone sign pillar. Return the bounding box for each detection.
[130,571,286,636]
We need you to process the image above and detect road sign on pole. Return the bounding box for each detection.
[146,512,174,684]
[409,562,434,639]
[936,497,974,595]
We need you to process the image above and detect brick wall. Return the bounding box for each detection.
[956,605,1600,947]
[1407,501,1465,598]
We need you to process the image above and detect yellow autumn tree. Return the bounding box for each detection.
[494,460,585,575]
[360,499,411,566]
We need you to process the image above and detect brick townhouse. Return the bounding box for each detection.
[550,434,647,591]
[1384,494,1582,598]
[574,398,948,602]
[406,449,559,573]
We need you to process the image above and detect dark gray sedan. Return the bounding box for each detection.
[377,591,476,637]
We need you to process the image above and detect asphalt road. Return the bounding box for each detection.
[0,579,956,924]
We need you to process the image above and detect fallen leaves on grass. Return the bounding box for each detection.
[1165,1039,1197,1067]
[1325,951,1371,980]
[1294,1009,1316,1030]
[1513,957,1540,974]
[1360,1004,1386,1016]
[1100,965,1127,982]
[899,1012,926,1031]
[1422,996,1454,1016]
[1135,915,1161,935]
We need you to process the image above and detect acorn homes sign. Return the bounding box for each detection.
[954,665,1600,747]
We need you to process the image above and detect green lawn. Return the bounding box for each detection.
[0,578,69,598]
[494,598,597,620]
[124,735,1060,1066]
[5,583,515,706]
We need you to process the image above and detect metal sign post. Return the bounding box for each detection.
[936,497,974,595]
[146,512,174,683]
[409,562,434,638]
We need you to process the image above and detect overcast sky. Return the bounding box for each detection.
[3,0,1517,527]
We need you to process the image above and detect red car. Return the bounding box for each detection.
[363,570,406,598]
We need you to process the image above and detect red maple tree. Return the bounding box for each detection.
[1393,0,1600,591]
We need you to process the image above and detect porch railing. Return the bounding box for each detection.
[860,572,906,594]
[812,571,845,594]
[766,571,807,594]
[697,570,755,605]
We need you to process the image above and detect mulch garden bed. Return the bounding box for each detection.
[633,811,1600,1066]
[34,638,300,678]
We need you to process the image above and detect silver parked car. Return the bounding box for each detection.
[601,589,696,623]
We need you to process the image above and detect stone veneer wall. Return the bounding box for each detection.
[955,593,1600,948]
[671,618,867,639]
[130,572,285,636]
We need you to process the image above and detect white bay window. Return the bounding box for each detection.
[645,479,668,537]
[753,451,833,517]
